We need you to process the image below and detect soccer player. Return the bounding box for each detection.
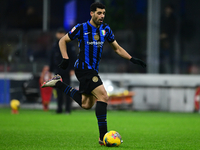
[42,2,146,145]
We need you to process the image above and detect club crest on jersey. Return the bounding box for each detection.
[70,27,76,33]
[94,34,99,40]
[101,30,106,36]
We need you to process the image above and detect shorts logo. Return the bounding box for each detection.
[92,76,98,82]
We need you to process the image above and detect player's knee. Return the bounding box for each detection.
[81,96,95,110]
[82,103,93,110]
[101,93,109,103]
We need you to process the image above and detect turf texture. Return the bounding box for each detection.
[0,108,200,150]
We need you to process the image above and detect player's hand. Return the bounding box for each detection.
[130,57,146,68]
[58,58,69,70]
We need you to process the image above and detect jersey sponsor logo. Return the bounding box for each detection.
[70,27,76,33]
[87,41,104,47]
[92,76,98,82]
[101,30,106,36]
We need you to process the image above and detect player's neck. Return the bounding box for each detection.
[89,19,100,28]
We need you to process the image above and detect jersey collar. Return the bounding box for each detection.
[87,20,102,29]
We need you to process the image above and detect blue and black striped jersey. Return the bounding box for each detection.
[68,20,115,73]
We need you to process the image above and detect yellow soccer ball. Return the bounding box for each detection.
[10,99,20,110]
[103,130,123,147]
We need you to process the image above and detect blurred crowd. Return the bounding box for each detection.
[0,0,199,74]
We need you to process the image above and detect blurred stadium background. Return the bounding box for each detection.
[0,0,200,112]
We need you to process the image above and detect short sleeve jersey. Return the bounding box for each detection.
[68,21,115,73]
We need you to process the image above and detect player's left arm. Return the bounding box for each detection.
[110,40,132,60]
[110,40,146,68]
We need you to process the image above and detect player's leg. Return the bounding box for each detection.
[56,81,99,109]
[42,75,82,106]
[41,74,96,109]
[91,85,109,143]
[81,94,96,109]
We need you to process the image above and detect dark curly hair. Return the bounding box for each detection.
[90,2,105,12]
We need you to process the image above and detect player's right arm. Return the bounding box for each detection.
[59,33,72,59]
[57,34,72,70]
[58,24,81,70]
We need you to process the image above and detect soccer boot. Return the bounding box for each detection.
[99,138,105,146]
[41,74,62,88]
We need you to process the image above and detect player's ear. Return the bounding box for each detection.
[90,11,94,17]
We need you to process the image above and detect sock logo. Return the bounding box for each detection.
[70,88,73,92]
[92,76,98,82]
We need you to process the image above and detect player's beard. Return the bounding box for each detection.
[92,17,102,26]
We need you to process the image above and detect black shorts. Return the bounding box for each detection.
[75,68,103,94]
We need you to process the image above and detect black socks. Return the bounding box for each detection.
[95,101,108,141]
[56,81,82,107]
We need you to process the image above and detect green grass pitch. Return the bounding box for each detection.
[0,108,200,150]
